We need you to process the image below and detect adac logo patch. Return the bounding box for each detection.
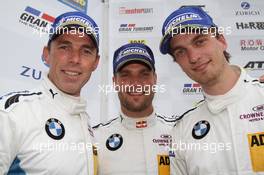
[192,120,210,139]
[45,118,65,140]
[106,133,123,151]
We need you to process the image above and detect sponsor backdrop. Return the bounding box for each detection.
[0,0,264,125]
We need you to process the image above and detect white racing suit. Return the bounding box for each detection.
[0,75,97,175]
[93,112,175,175]
[171,67,264,175]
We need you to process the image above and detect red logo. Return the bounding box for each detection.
[136,121,147,128]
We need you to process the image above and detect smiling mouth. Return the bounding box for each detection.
[193,61,211,72]
[63,70,81,76]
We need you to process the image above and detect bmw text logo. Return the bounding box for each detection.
[45,118,65,140]
[192,120,210,139]
[106,133,123,151]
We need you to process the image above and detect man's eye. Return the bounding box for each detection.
[195,39,206,46]
[58,45,69,50]
[174,49,186,57]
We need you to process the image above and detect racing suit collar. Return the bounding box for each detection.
[120,111,156,130]
[203,66,249,114]
[42,74,87,116]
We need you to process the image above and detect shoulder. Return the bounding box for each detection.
[156,113,181,126]
[0,90,43,112]
[173,100,205,125]
[92,117,120,130]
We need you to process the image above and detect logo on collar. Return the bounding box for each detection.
[49,89,58,99]
[45,118,65,140]
[106,133,123,151]
[192,120,210,139]
[136,120,147,128]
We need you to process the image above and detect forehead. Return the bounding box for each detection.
[170,33,209,46]
[52,32,96,46]
[118,62,152,72]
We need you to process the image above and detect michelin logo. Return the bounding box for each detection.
[165,12,201,32]
[57,16,93,29]
[116,47,151,62]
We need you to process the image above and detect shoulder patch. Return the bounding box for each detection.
[0,91,42,111]
[92,117,119,129]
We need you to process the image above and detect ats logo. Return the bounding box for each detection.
[119,24,153,33]
[236,22,264,30]
[182,83,202,95]
[19,6,55,33]
[240,39,264,51]
[240,104,264,122]
[119,7,153,15]
[235,2,261,16]
[244,61,264,70]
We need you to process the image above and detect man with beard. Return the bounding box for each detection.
[160,6,264,175]
[93,43,175,175]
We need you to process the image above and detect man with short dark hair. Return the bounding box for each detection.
[160,6,264,174]
[0,11,99,174]
[94,43,175,175]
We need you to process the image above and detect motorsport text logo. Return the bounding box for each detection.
[182,83,202,95]
[119,24,153,33]
[235,1,261,16]
[19,6,55,33]
[119,7,153,15]
[240,39,264,51]
[236,22,264,30]
[244,61,264,70]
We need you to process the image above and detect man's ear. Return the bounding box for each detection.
[42,46,50,66]
[154,72,157,84]
[217,34,228,51]
[92,55,100,71]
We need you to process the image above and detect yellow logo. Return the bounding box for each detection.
[157,155,170,175]
[248,132,264,172]
[129,39,146,44]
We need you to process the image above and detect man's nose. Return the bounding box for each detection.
[69,49,81,64]
[187,49,201,64]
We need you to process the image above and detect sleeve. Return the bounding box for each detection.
[170,122,188,175]
[0,111,18,174]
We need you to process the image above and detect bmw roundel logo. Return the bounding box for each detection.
[106,133,123,151]
[241,2,250,10]
[192,120,210,139]
[45,118,65,140]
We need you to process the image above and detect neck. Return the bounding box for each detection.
[203,65,241,95]
[121,105,154,118]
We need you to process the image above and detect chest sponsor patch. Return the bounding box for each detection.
[248,132,264,172]
[157,155,170,175]
[106,133,123,151]
[192,120,210,139]
[45,118,65,140]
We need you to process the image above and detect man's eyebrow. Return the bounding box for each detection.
[191,34,207,43]
[55,39,72,45]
